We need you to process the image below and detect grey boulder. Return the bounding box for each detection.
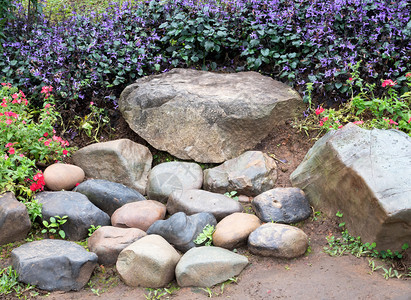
[147,212,217,252]
[72,139,152,195]
[248,223,308,258]
[11,239,97,291]
[252,188,311,224]
[167,189,243,221]
[0,192,31,245]
[74,179,146,216]
[175,246,249,287]
[147,161,203,203]
[35,191,111,240]
[119,68,303,163]
[291,123,411,250]
[203,151,277,196]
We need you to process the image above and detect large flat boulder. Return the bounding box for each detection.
[290,123,411,250]
[119,68,303,163]
[12,239,97,291]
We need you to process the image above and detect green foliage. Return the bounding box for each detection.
[296,66,411,137]
[88,224,101,237]
[23,198,43,223]
[0,84,73,198]
[144,283,180,300]
[74,102,111,142]
[0,266,35,297]
[41,215,68,239]
[194,224,215,246]
[199,277,239,298]
[224,191,239,201]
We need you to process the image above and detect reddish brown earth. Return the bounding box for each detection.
[1,118,410,300]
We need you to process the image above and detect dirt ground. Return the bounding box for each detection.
[1,118,410,300]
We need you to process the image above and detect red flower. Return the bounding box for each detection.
[353,120,364,125]
[62,149,68,155]
[315,107,325,115]
[408,117,411,124]
[348,77,353,81]
[8,147,15,155]
[406,73,411,78]
[322,116,329,122]
[389,119,398,125]
[44,132,49,137]
[319,121,324,126]
[382,79,397,87]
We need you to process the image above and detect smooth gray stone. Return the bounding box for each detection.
[36,191,110,240]
[147,162,203,203]
[175,246,248,287]
[167,189,243,221]
[74,179,146,216]
[147,212,217,252]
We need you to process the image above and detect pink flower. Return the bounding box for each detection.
[322,116,329,122]
[382,79,397,87]
[4,154,8,159]
[44,140,51,146]
[75,182,80,187]
[62,149,68,155]
[319,121,324,126]
[6,119,12,125]
[8,147,15,154]
[348,77,353,81]
[90,102,94,106]
[44,103,51,109]
[5,142,13,148]
[1,102,7,107]
[44,132,49,137]
[408,117,411,124]
[406,73,411,78]
[19,154,24,157]
[315,107,325,115]
[353,120,364,125]
[338,125,343,129]
[389,119,398,125]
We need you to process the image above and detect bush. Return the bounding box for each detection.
[0,0,409,112]
[0,83,73,198]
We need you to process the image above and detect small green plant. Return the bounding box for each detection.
[194,224,215,246]
[74,101,111,142]
[224,191,239,201]
[23,198,43,223]
[381,267,402,280]
[41,215,68,239]
[312,210,322,221]
[0,266,35,297]
[144,283,180,300]
[88,225,101,237]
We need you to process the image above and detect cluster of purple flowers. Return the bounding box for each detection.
[0,0,409,109]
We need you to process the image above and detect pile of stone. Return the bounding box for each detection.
[2,145,311,291]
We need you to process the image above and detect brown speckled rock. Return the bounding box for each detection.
[248,223,308,258]
[111,200,166,231]
[213,213,261,249]
[44,163,85,191]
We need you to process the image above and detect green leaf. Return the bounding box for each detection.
[261,48,270,57]
[335,82,343,89]
[204,41,214,52]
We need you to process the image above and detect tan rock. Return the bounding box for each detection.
[116,235,181,288]
[88,226,146,266]
[44,163,85,191]
[111,200,166,231]
[213,212,261,249]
